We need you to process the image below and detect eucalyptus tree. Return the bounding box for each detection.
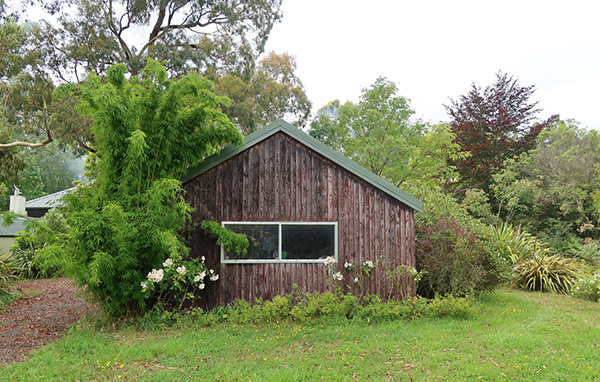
[30,0,283,80]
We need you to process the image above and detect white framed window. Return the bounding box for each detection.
[221,222,338,264]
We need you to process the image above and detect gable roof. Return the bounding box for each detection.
[183,119,423,212]
[25,187,74,210]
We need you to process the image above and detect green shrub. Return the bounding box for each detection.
[569,241,600,267]
[0,251,20,307]
[512,255,580,294]
[356,295,428,322]
[570,272,600,302]
[226,295,292,324]
[291,291,358,322]
[10,208,71,279]
[425,295,478,319]
[416,217,507,298]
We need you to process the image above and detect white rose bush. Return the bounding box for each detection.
[141,256,219,310]
[323,255,382,302]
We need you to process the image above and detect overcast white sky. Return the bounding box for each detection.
[263,0,600,129]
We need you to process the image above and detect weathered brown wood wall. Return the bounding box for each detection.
[184,132,415,308]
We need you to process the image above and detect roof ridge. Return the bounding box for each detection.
[183,120,422,212]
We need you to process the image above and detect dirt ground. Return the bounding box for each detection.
[0,278,95,363]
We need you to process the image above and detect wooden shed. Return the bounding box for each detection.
[182,119,423,308]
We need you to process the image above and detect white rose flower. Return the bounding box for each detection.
[201,256,206,262]
[332,272,343,281]
[176,266,187,276]
[162,258,173,267]
[344,262,352,269]
[199,271,207,279]
[199,283,205,290]
[210,274,219,282]
[363,260,374,268]
[147,269,164,283]
[323,256,335,266]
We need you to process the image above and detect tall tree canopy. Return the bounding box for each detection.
[1,2,310,150]
[214,51,311,134]
[30,0,283,79]
[445,72,556,193]
[309,77,463,190]
[64,61,242,316]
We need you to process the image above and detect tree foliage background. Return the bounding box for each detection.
[0,0,309,207]
[445,72,557,193]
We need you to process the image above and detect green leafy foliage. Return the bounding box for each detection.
[201,220,250,257]
[416,217,507,297]
[512,255,580,294]
[570,272,600,302]
[63,61,242,317]
[569,240,600,267]
[0,251,20,306]
[484,120,600,251]
[10,208,71,278]
[413,186,488,238]
[309,78,464,190]
[485,223,551,265]
[214,52,311,133]
[424,295,478,319]
[384,264,426,300]
[356,295,429,322]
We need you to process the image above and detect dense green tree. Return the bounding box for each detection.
[445,72,556,193]
[63,61,242,317]
[309,77,464,190]
[214,51,311,134]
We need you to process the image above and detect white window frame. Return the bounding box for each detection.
[221,221,338,264]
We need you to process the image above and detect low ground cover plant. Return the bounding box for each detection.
[3,287,599,381]
[136,288,478,330]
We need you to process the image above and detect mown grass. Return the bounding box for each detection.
[1,287,600,381]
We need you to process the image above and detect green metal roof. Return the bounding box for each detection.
[183,119,423,212]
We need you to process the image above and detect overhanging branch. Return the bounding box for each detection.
[0,129,53,149]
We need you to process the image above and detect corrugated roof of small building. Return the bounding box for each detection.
[25,187,74,209]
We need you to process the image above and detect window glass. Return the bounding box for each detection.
[223,224,279,260]
[221,222,336,262]
[281,224,335,260]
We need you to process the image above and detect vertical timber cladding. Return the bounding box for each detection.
[184,131,416,307]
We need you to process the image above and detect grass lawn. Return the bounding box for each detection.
[1,287,599,381]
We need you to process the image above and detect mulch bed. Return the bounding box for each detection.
[0,278,96,364]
